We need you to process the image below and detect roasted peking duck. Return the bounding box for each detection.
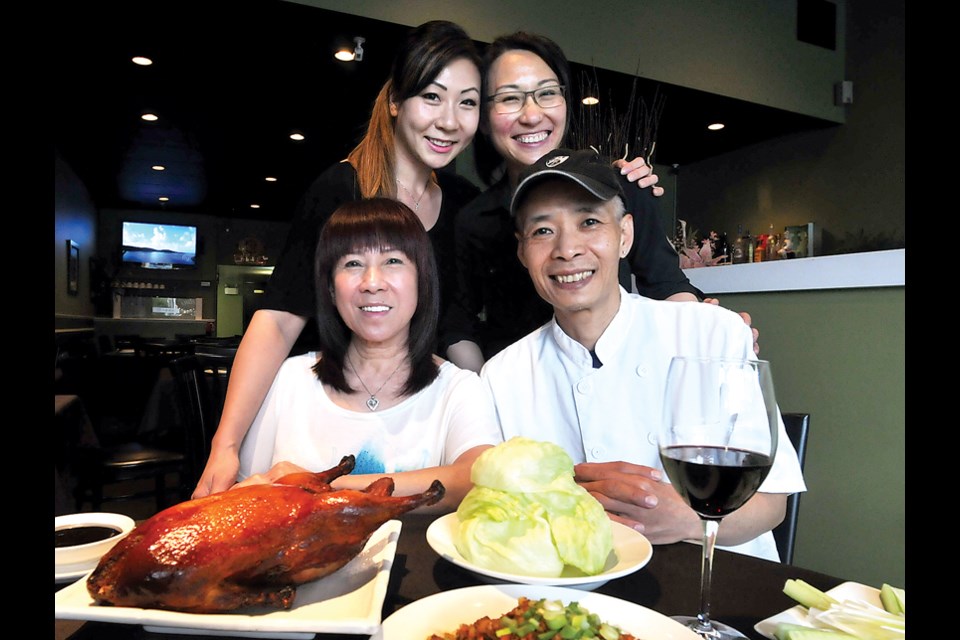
[87,455,443,613]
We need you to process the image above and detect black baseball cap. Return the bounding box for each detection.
[509,148,625,217]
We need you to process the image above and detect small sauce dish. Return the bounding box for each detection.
[55,512,136,576]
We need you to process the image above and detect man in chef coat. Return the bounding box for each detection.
[480,148,805,561]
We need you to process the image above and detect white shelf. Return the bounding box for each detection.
[683,249,905,294]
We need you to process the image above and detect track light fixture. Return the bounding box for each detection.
[335,36,365,62]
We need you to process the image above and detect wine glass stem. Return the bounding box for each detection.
[695,518,721,638]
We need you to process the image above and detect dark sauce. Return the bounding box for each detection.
[55,525,122,547]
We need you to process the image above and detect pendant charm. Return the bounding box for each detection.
[366,396,380,411]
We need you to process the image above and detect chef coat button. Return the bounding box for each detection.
[590,447,604,459]
[577,379,591,394]
[636,365,649,377]
[647,432,657,445]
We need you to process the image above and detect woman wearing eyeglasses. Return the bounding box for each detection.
[443,32,704,372]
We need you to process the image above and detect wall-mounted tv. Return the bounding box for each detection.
[121,221,198,270]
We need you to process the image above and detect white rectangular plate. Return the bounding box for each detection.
[54,519,402,639]
[754,581,883,639]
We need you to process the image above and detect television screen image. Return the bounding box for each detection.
[122,222,198,269]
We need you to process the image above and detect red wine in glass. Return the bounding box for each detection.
[660,446,772,519]
[659,356,779,640]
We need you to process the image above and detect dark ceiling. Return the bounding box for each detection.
[55,0,836,222]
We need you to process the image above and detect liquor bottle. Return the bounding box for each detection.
[732,225,745,264]
[714,232,729,264]
[765,224,779,261]
[745,229,754,263]
[754,230,767,263]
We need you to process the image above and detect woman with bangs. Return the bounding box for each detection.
[193,21,488,499]
[234,199,500,511]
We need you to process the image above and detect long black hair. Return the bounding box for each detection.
[313,198,440,397]
[473,31,573,186]
[347,20,481,198]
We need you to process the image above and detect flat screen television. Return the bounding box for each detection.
[121,221,198,270]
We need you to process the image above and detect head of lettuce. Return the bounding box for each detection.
[454,437,614,577]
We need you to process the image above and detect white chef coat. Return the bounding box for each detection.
[480,289,806,561]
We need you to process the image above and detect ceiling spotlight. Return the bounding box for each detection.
[250,204,261,209]
[132,56,153,66]
[265,176,277,182]
[581,96,600,106]
[158,196,169,202]
[335,36,365,62]
[707,122,725,131]
[152,165,165,171]
[141,112,159,122]
[289,131,305,141]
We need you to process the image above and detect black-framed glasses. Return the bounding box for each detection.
[487,85,566,114]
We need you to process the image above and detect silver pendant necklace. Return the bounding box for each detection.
[395,177,429,211]
[346,354,405,411]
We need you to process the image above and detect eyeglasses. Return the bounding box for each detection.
[487,85,566,114]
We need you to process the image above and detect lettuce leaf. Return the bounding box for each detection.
[455,437,613,576]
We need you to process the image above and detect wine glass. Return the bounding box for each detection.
[659,356,779,640]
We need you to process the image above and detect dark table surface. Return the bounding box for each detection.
[55,514,844,640]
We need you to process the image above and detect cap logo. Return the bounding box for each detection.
[545,155,569,168]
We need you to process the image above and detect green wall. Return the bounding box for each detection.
[292,0,847,122]
[716,287,904,587]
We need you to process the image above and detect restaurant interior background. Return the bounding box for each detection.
[54,0,905,588]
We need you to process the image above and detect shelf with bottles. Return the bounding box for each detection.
[111,280,171,292]
[728,225,785,265]
[110,279,213,297]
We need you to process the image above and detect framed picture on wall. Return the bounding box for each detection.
[67,240,79,295]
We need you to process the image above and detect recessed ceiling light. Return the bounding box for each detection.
[132,56,153,66]
[152,165,165,171]
[708,122,725,131]
[582,96,600,106]
[335,49,355,62]
[290,131,305,141]
[142,113,159,122]
[158,196,169,202]
[250,204,261,209]
[265,176,277,182]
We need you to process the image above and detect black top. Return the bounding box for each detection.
[441,174,702,360]
[263,161,480,355]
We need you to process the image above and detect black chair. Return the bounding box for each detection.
[62,349,192,513]
[773,412,810,564]
[169,352,236,490]
[72,441,188,513]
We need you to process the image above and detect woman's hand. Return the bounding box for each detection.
[613,157,665,197]
[191,446,241,498]
[231,461,310,490]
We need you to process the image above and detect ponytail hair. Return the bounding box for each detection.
[346,20,480,197]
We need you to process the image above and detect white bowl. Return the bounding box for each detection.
[55,512,136,574]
